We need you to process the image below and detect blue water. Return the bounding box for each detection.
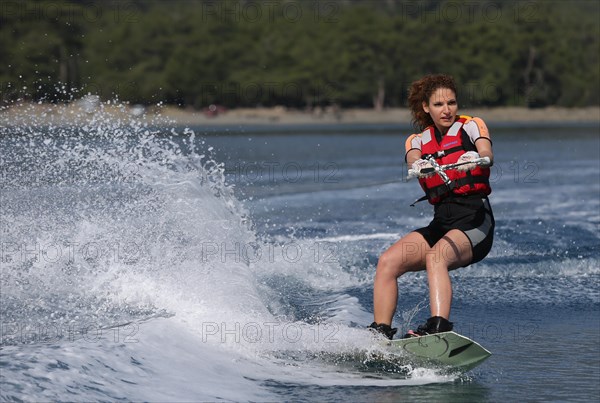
[1,105,599,401]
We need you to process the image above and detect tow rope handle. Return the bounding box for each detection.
[406,156,491,206]
[406,156,491,181]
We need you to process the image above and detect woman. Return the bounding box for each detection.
[369,74,495,339]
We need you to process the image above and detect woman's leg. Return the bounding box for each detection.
[425,229,473,319]
[373,231,432,325]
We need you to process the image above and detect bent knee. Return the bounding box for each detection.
[376,251,409,278]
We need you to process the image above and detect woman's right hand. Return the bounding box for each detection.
[411,159,434,178]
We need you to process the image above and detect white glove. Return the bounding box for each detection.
[456,151,480,171]
[410,158,434,178]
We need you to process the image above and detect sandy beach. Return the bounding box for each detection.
[2,102,599,127]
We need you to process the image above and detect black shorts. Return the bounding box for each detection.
[414,194,495,265]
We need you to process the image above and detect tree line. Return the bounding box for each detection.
[1,0,598,109]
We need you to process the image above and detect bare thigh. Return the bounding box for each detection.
[377,231,432,277]
[427,229,473,270]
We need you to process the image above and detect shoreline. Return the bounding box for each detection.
[161,105,600,126]
[2,102,599,128]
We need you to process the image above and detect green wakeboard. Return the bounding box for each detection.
[381,331,491,371]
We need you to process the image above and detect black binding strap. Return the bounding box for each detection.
[410,194,429,207]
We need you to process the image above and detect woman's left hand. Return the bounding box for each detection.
[456,151,480,171]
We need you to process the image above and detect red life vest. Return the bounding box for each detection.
[418,116,491,204]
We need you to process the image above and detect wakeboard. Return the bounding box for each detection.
[381,331,491,371]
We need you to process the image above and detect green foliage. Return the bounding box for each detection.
[1,0,598,107]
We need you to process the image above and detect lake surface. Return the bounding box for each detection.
[1,111,598,401]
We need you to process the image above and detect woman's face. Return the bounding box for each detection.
[423,87,458,133]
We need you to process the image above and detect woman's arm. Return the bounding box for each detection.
[406,149,423,166]
[475,138,493,166]
[466,117,493,166]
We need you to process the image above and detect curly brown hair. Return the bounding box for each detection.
[407,74,457,131]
